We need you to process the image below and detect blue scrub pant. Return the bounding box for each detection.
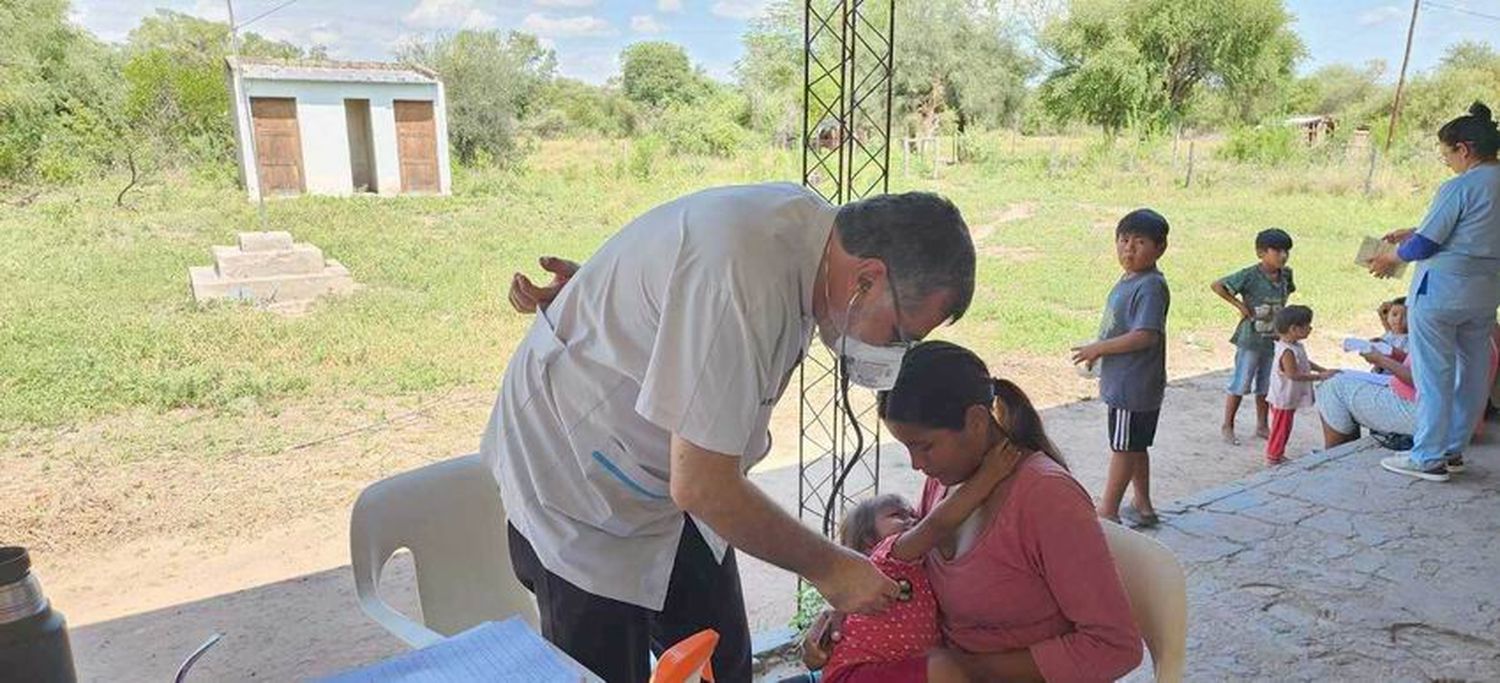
[1408,304,1497,467]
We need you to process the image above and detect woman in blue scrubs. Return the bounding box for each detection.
[1371,102,1500,481]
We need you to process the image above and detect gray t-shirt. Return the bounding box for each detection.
[1098,268,1170,412]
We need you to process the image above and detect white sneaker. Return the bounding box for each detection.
[1446,453,1466,473]
[1380,455,1450,482]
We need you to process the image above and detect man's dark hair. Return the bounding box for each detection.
[836,192,975,323]
[1116,208,1169,246]
[1391,296,1407,307]
[1274,305,1314,334]
[1256,228,1294,252]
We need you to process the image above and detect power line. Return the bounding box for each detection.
[1422,0,1500,23]
[236,0,302,31]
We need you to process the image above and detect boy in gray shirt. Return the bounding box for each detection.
[1073,209,1171,528]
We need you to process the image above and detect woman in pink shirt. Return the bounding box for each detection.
[806,341,1143,682]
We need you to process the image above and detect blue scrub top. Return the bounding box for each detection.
[1409,163,1500,310]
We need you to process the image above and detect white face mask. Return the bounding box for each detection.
[834,335,908,390]
[819,287,911,390]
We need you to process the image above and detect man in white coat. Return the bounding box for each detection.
[485,182,976,682]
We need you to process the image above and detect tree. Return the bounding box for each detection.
[735,1,801,145]
[895,1,1037,136]
[1040,0,1303,131]
[1287,62,1385,117]
[1391,42,1500,147]
[528,78,639,138]
[398,30,556,166]
[0,0,125,182]
[122,10,315,171]
[620,41,704,109]
[736,0,1035,141]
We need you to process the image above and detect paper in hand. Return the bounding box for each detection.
[1355,236,1407,277]
[1342,337,1393,355]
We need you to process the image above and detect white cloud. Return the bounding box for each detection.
[559,50,620,85]
[189,0,228,22]
[520,13,616,38]
[631,15,665,34]
[535,0,596,6]
[1357,5,1406,27]
[710,0,769,21]
[309,27,342,47]
[658,0,683,12]
[403,0,497,30]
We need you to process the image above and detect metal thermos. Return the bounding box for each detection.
[0,547,76,683]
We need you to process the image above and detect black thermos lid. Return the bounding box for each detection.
[0,547,31,586]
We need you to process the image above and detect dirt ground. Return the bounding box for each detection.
[8,334,1351,680]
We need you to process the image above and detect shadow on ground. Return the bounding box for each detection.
[69,368,1484,681]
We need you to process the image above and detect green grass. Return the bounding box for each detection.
[0,134,1440,430]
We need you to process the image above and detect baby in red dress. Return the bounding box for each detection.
[822,443,1019,683]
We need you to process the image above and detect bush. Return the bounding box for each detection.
[628,135,663,179]
[1218,125,1300,164]
[653,92,749,157]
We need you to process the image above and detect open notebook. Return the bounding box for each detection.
[319,618,594,683]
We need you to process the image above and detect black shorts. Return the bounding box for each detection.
[1108,407,1160,452]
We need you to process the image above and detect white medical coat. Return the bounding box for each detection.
[480,182,835,610]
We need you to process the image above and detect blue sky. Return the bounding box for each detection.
[70,0,1500,85]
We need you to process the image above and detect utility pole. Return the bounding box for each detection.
[226,0,268,229]
[1385,0,1421,154]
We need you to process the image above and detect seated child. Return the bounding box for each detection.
[822,441,1024,683]
[1369,297,1409,374]
[1267,305,1336,464]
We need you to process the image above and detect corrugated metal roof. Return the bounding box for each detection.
[227,57,439,84]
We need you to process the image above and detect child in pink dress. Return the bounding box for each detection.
[1267,305,1336,464]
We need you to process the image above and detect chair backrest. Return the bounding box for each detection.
[650,629,718,683]
[350,453,538,646]
[1100,521,1187,683]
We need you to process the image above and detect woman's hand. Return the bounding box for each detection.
[971,439,1024,488]
[1383,227,1416,244]
[1369,250,1403,279]
[799,610,844,670]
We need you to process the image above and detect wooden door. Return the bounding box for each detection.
[250,97,305,196]
[394,100,439,193]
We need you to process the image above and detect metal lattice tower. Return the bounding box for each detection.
[798,0,896,539]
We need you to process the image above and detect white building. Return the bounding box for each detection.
[227,57,452,201]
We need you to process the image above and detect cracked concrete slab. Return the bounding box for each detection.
[1132,437,1500,681]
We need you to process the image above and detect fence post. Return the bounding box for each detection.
[1184,140,1196,188]
[1364,144,1379,197]
[1047,140,1059,178]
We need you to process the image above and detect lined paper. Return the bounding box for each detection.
[320,618,586,683]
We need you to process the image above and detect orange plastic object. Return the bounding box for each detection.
[649,629,718,683]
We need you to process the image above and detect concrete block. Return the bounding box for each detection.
[238,231,294,252]
[213,244,325,279]
[191,266,356,304]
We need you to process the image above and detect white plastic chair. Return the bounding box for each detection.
[1100,521,1188,683]
[350,453,538,648]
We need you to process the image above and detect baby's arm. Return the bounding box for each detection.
[889,442,1022,562]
